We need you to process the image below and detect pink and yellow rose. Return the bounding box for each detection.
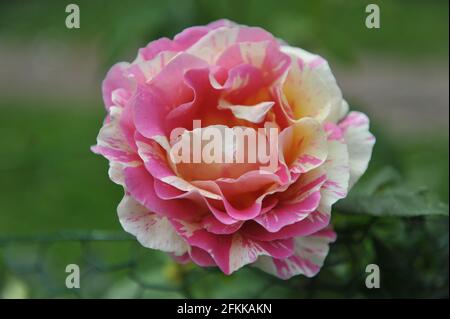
[92,20,375,279]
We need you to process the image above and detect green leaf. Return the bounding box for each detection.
[335,166,449,217]
[360,166,402,195]
[336,188,449,217]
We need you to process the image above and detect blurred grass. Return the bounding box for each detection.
[0,99,121,235]
[0,0,448,67]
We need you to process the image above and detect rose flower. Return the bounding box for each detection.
[92,20,375,279]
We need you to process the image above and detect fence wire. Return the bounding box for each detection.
[0,231,195,298]
[0,216,448,299]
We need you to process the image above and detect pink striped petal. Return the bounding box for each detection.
[133,53,208,139]
[171,219,294,274]
[123,165,202,221]
[253,191,321,232]
[319,123,350,209]
[217,41,290,86]
[253,227,336,279]
[201,214,244,235]
[91,106,141,165]
[242,210,330,242]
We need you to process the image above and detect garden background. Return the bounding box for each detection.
[0,0,448,298]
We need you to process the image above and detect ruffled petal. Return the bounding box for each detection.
[123,165,203,221]
[253,227,336,279]
[91,106,141,165]
[242,210,330,241]
[339,111,375,188]
[253,191,321,232]
[320,122,350,209]
[279,117,328,174]
[133,53,208,139]
[278,45,343,123]
[102,63,132,109]
[171,219,294,274]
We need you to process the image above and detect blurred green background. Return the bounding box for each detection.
[0,0,448,298]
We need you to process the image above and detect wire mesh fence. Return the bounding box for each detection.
[0,231,189,298]
[0,214,448,299]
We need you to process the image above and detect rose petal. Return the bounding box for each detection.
[278,45,343,123]
[339,111,376,188]
[242,210,330,241]
[133,53,208,139]
[320,122,350,209]
[171,219,294,274]
[253,227,336,279]
[102,63,131,109]
[124,165,202,221]
[253,191,321,232]
[279,117,328,174]
[118,194,188,255]
[91,106,141,165]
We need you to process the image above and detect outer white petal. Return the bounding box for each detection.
[108,161,126,186]
[326,99,349,124]
[339,111,376,188]
[281,46,319,64]
[117,194,188,255]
